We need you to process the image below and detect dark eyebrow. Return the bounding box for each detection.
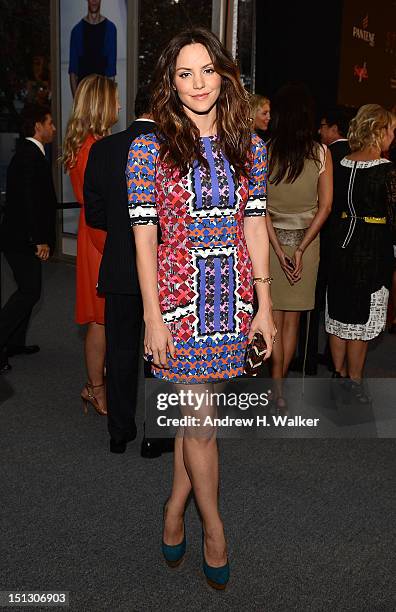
[175,63,214,71]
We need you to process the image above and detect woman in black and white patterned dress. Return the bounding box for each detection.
[326,104,396,401]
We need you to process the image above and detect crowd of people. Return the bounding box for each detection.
[0,26,395,591]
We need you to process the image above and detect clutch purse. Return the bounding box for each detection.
[244,333,267,377]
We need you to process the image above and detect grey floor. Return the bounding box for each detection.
[0,259,395,612]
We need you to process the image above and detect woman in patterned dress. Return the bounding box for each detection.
[326,104,396,402]
[127,29,276,588]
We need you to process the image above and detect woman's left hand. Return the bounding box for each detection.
[248,307,277,360]
[291,248,303,282]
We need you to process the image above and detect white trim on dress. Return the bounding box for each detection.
[325,286,389,341]
[340,158,391,168]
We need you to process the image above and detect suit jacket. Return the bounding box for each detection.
[84,119,156,294]
[1,139,57,252]
[329,139,350,168]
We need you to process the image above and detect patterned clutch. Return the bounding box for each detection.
[244,333,267,377]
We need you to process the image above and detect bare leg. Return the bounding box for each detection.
[183,422,226,568]
[329,334,347,376]
[164,383,226,567]
[163,434,192,545]
[84,322,106,409]
[282,311,301,376]
[346,339,368,381]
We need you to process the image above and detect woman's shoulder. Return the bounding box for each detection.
[313,141,327,153]
[76,134,98,161]
[301,142,326,174]
[82,133,99,148]
[250,132,268,163]
[251,131,267,151]
[129,131,160,155]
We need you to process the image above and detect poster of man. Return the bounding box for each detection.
[68,0,117,96]
[60,0,126,240]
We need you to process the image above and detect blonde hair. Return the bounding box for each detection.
[348,103,395,152]
[249,94,270,122]
[63,74,118,169]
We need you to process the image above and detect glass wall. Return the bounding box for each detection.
[0,0,51,193]
[236,0,256,92]
[138,0,213,89]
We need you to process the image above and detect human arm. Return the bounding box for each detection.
[292,145,333,281]
[69,74,78,97]
[265,211,297,285]
[105,21,117,77]
[127,135,175,368]
[133,226,175,367]
[71,139,106,253]
[244,135,277,357]
[68,24,80,97]
[22,159,53,254]
[244,216,276,358]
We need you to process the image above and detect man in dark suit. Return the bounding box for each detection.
[0,105,57,372]
[84,87,171,457]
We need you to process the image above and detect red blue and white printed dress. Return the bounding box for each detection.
[126,132,267,383]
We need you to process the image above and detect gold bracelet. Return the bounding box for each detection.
[253,276,273,286]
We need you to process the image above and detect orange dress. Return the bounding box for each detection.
[70,134,106,324]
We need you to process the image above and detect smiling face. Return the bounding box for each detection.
[174,43,222,117]
[255,102,270,131]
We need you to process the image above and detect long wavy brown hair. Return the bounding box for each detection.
[151,28,252,178]
[268,83,321,185]
[62,74,118,169]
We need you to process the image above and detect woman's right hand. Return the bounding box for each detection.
[144,318,176,369]
[276,249,296,285]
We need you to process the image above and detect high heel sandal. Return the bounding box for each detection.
[202,533,229,590]
[81,382,107,416]
[162,502,186,568]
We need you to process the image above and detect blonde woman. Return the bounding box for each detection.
[326,104,396,402]
[63,74,119,415]
[250,93,270,140]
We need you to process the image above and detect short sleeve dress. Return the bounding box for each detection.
[126,132,267,383]
[267,144,327,311]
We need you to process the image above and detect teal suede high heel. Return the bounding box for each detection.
[162,503,186,568]
[162,536,186,568]
[202,535,230,590]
